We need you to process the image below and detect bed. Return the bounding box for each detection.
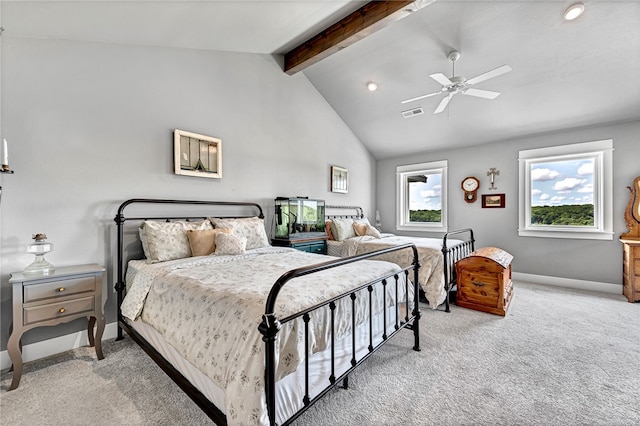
[325,205,475,312]
[114,198,421,426]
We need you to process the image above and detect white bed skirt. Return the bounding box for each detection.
[127,300,412,424]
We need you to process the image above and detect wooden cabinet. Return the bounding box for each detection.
[455,247,513,316]
[7,264,106,390]
[621,239,640,302]
[621,176,640,302]
[271,236,328,254]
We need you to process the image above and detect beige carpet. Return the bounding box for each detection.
[2,282,639,425]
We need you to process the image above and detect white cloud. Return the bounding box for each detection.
[553,178,586,191]
[577,183,593,193]
[539,193,550,200]
[549,195,566,204]
[420,190,439,198]
[532,189,542,195]
[577,162,593,176]
[531,168,560,181]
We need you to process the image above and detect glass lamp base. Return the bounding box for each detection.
[24,255,55,275]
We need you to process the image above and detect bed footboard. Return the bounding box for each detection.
[259,243,421,426]
[442,228,475,312]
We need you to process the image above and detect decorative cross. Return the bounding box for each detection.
[487,168,500,190]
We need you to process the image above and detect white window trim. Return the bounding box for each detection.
[396,160,448,233]
[518,139,613,240]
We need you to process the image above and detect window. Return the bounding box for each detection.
[518,139,613,240]
[397,160,448,233]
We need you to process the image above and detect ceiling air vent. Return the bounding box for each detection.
[401,107,424,118]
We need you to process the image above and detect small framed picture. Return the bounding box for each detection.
[174,129,222,179]
[482,193,505,208]
[331,166,348,193]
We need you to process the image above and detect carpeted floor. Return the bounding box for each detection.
[1,281,639,425]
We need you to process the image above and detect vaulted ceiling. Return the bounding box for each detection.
[3,1,639,159]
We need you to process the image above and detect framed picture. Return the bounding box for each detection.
[482,193,506,208]
[174,129,222,179]
[331,166,348,193]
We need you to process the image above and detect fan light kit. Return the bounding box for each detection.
[564,3,585,21]
[401,50,512,114]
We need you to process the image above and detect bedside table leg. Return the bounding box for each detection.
[7,329,23,391]
[90,315,105,360]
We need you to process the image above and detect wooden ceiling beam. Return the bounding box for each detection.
[284,1,424,75]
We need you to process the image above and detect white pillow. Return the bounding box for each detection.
[331,217,371,241]
[141,220,213,263]
[331,218,355,241]
[209,216,269,250]
[215,233,247,255]
[353,222,381,238]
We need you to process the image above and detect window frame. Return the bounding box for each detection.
[396,160,448,233]
[518,139,613,240]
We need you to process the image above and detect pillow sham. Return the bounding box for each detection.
[141,220,213,263]
[353,222,382,239]
[330,218,355,241]
[186,228,232,257]
[325,220,334,240]
[331,217,370,241]
[209,216,269,250]
[215,233,247,255]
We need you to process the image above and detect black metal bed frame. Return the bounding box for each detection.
[114,198,421,426]
[325,205,475,312]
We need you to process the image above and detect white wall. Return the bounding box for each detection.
[376,120,640,288]
[0,37,375,350]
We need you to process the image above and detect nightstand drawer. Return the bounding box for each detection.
[24,276,96,303]
[24,296,95,325]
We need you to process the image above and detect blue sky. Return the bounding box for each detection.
[409,173,442,210]
[530,158,594,206]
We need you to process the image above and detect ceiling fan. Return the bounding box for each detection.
[401,50,512,114]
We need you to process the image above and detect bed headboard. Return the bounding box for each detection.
[325,205,364,220]
[113,198,264,339]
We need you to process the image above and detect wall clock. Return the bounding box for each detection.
[461,176,480,203]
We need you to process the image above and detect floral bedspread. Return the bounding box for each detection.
[339,235,461,309]
[122,247,410,426]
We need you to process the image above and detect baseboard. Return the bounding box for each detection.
[1,322,118,371]
[512,272,621,295]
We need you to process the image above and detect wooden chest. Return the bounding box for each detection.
[455,247,513,316]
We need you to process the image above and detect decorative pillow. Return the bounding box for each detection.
[141,220,213,262]
[353,222,382,238]
[330,218,355,241]
[214,233,247,255]
[325,220,334,240]
[209,217,269,250]
[186,228,232,257]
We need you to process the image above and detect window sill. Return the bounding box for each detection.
[397,224,448,234]
[518,228,614,240]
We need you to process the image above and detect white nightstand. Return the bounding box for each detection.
[7,264,106,390]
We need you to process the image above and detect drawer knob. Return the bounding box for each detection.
[472,281,485,287]
[58,287,65,292]
[58,307,66,314]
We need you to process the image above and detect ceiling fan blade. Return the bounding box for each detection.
[429,73,453,86]
[466,65,512,85]
[434,94,452,114]
[401,91,442,104]
[462,88,501,99]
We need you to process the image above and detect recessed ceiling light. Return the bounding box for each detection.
[564,3,585,21]
[366,82,378,92]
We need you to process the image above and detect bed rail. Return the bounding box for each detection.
[325,205,364,220]
[259,243,421,426]
[441,228,475,312]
